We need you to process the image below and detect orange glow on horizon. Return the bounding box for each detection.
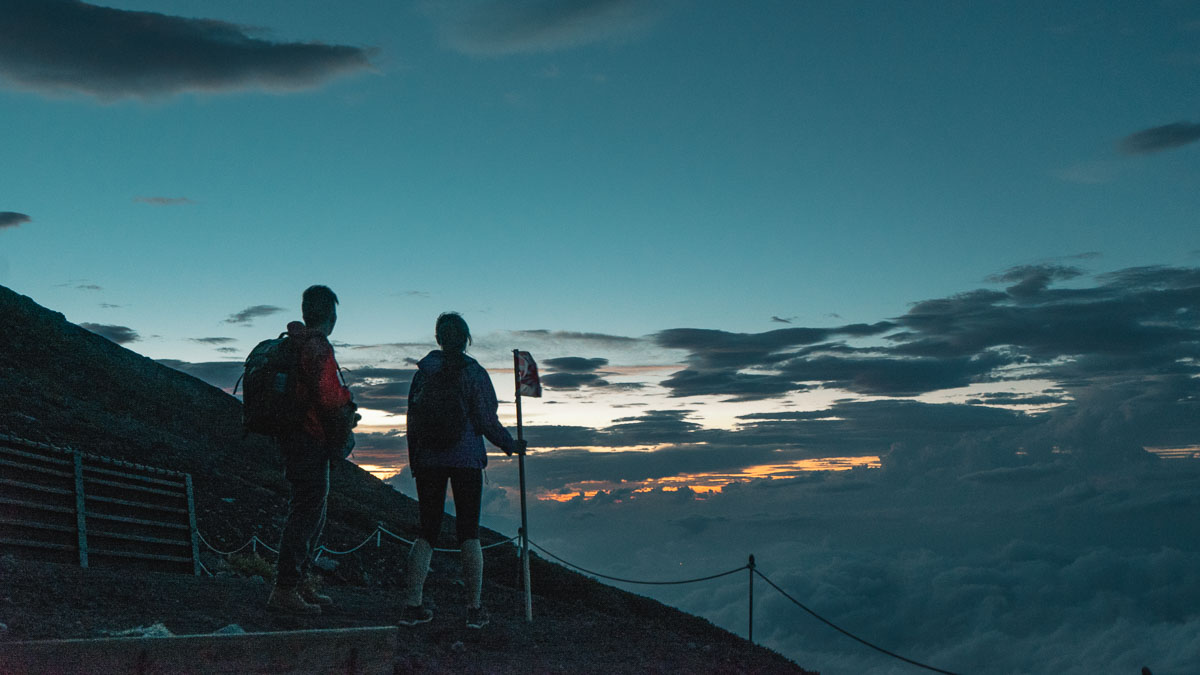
[536,455,881,502]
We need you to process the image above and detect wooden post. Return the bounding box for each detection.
[73,451,88,568]
[748,554,756,644]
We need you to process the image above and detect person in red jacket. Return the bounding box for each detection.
[267,285,357,614]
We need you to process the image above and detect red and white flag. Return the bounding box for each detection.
[515,351,542,398]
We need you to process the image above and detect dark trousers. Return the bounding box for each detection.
[276,435,330,589]
[414,466,482,546]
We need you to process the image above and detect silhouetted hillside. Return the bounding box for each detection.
[0,285,813,673]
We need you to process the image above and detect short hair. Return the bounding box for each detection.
[435,312,471,353]
[302,285,339,326]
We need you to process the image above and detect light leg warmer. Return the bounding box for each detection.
[402,538,433,607]
[460,538,483,609]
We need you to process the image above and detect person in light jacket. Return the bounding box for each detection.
[398,312,524,629]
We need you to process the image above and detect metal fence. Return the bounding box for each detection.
[0,433,199,575]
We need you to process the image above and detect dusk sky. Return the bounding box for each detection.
[3,1,1200,672]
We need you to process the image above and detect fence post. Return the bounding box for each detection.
[73,451,88,568]
[748,554,756,644]
[185,474,200,576]
[376,523,382,548]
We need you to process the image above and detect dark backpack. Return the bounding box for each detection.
[407,359,469,449]
[235,333,303,437]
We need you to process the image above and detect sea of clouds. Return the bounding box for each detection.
[390,442,1200,674]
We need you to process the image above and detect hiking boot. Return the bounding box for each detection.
[267,587,321,615]
[300,587,333,607]
[397,604,433,626]
[465,606,490,629]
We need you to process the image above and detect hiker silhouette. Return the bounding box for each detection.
[266,285,358,615]
[398,312,526,629]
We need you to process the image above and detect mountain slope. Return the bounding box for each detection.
[0,285,812,673]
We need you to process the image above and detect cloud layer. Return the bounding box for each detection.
[1119,121,1200,155]
[431,0,669,55]
[0,0,373,99]
[80,322,139,344]
[134,196,194,206]
[655,265,1200,403]
[0,212,31,229]
[224,305,285,325]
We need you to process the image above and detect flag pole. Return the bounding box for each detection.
[514,349,532,622]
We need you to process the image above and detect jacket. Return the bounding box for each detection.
[287,321,353,448]
[406,350,515,470]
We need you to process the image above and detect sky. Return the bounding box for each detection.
[3,1,1200,672]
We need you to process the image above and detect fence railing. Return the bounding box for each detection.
[200,524,959,674]
[0,433,199,575]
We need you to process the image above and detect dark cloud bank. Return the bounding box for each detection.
[80,322,139,344]
[0,212,31,229]
[1119,121,1200,155]
[0,0,373,99]
[224,305,285,325]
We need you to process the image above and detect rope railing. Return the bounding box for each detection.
[527,540,962,675]
[198,525,959,673]
[198,525,520,559]
[527,539,748,586]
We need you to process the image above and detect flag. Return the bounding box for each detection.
[515,350,542,398]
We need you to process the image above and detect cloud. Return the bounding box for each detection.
[541,372,610,389]
[80,322,139,344]
[541,356,612,389]
[770,316,793,324]
[460,434,1200,675]
[343,367,416,416]
[1054,160,1120,185]
[0,211,31,229]
[510,329,642,346]
[986,263,1084,298]
[157,359,243,390]
[189,337,236,346]
[1118,121,1200,155]
[134,196,194,206]
[0,0,374,100]
[654,265,1200,401]
[224,305,285,325]
[433,0,670,56]
[544,356,609,372]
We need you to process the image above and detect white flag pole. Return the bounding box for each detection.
[513,349,532,622]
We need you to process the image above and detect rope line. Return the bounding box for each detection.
[202,527,520,559]
[250,536,279,555]
[316,530,378,558]
[377,526,519,553]
[528,539,748,586]
[197,532,256,556]
[482,536,520,550]
[754,570,961,675]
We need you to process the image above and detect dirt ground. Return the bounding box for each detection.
[0,555,814,674]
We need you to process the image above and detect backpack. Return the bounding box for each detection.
[235,333,303,437]
[407,359,469,449]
